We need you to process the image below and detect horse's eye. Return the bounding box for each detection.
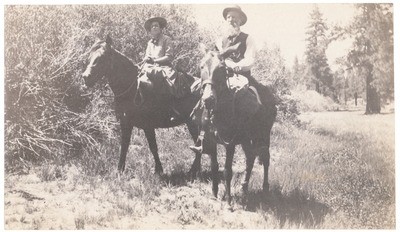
[200,66,204,69]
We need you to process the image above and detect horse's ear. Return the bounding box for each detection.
[106,34,113,46]
[198,43,209,55]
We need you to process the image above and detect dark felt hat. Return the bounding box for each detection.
[144,17,167,31]
[223,5,247,26]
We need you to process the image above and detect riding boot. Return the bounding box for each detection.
[189,131,204,153]
[138,75,154,93]
[189,145,202,153]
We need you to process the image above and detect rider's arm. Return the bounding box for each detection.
[143,41,152,61]
[153,36,174,64]
[226,35,256,72]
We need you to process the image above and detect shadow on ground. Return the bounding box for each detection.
[160,170,330,228]
[239,184,331,228]
[160,170,225,187]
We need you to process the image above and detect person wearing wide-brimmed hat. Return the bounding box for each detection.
[216,5,256,79]
[142,17,173,67]
[138,16,184,121]
[138,16,178,94]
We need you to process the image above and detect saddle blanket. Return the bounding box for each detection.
[138,63,191,98]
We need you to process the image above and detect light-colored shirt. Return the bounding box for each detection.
[145,34,174,60]
[215,33,256,72]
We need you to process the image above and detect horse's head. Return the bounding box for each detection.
[82,35,114,88]
[200,50,228,111]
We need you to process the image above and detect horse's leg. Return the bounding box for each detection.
[224,144,235,204]
[210,146,219,198]
[144,128,163,174]
[186,121,202,177]
[118,120,133,173]
[241,138,256,194]
[203,134,219,198]
[261,134,271,192]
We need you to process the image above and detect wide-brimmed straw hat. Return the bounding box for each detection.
[223,5,247,26]
[144,17,167,31]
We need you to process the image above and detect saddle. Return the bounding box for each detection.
[226,74,261,121]
[137,64,193,99]
[190,74,262,132]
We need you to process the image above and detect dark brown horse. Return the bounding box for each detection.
[196,49,277,202]
[82,35,202,174]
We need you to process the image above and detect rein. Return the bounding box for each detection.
[214,86,240,146]
[114,76,138,99]
[111,59,145,99]
[200,70,241,146]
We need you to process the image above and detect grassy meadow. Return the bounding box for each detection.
[4,109,395,229]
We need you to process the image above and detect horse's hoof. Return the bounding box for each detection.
[155,166,164,175]
[228,204,234,212]
[189,165,201,180]
[189,169,199,180]
[227,196,232,205]
[263,183,269,193]
[116,171,122,181]
[212,188,218,199]
[242,183,249,194]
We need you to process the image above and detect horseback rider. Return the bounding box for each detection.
[138,16,182,121]
[139,17,176,93]
[217,5,256,82]
[190,5,258,153]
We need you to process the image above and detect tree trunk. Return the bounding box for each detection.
[365,64,381,114]
[315,81,320,94]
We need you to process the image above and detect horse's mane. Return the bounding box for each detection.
[112,49,138,72]
[89,40,106,53]
[90,39,138,72]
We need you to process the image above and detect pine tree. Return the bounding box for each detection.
[304,4,334,97]
[347,3,393,114]
[291,56,312,90]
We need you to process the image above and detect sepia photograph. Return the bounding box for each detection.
[2,1,396,229]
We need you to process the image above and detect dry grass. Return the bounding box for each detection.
[4,110,395,229]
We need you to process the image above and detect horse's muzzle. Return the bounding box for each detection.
[82,72,95,88]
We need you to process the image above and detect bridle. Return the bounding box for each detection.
[85,46,144,100]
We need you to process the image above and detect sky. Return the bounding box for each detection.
[193,3,356,69]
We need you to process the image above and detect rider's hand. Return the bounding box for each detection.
[144,57,154,64]
[226,67,234,77]
[233,66,242,73]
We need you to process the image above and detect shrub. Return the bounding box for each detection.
[253,44,300,123]
[291,88,340,112]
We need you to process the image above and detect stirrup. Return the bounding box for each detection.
[169,106,181,122]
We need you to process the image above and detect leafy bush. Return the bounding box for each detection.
[291,88,340,112]
[5,6,95,170]
[253,45,300,123]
